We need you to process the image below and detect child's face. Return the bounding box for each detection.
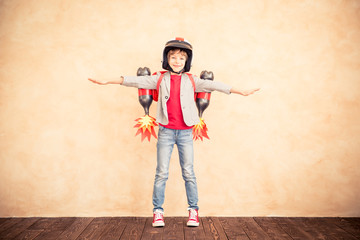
[168,50,187,74]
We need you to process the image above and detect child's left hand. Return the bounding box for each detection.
[231,88,260,96]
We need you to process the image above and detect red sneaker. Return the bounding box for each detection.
[152,210,165,227]
[187,209,199,227]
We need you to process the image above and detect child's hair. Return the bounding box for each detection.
[167,48,188,60]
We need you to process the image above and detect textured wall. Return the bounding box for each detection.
[0,0,359,217]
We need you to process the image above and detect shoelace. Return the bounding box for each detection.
[189,210,198,220]
[154,212,163,221]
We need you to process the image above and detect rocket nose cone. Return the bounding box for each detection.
[137,67,151,76]
[200,70,214,80]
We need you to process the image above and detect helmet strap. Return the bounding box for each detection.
[168,66,184,75]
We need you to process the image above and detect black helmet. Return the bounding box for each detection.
[162,37,193,73]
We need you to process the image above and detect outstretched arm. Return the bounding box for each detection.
[88,77,124,85]
[230,87,260,96]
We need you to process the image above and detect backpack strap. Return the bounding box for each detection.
[152,71,167,102]
[185,73,196,92]
[156,72,166,95]
[153,71,196,101]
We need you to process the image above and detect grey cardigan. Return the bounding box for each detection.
[123,71,232,126]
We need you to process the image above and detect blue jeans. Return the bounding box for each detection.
[152,125,199,212]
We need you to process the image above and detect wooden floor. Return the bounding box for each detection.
[0,217,359,240]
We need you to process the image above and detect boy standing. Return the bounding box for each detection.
[88,37,259,227]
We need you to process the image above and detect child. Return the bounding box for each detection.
[88,37,259,227]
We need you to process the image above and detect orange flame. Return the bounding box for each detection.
[134,115,158,141]
[192,118,209,141]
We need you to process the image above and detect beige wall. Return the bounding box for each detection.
[1,0,359,217]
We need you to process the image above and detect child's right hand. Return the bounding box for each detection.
[88,78,109,85]
[88,77,124,85]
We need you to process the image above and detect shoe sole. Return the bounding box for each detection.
[187,222,199,227]
[152,222,165,227]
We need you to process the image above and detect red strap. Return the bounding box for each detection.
[153,71,196,101]
[156,72,195,94]
[152,71,167,76]
[185,73,196,92]
[151,71,167,101]
[156,73,165,95]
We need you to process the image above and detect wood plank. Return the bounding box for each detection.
[27,218,58,230]
[0,218,24,235]
[76,217,113,240]
[0,218,10,227]
[140,217,164,240]
[0,218,40,240]
[11,218,73,240]
[288,217,328,239]
[1,217,359,240]
[99,217,128,240]
[236,217,271,240]
[328,218,360,239]
[5,218,45,240]
[219,217,249,240]
[183,217,207,240]
[162,217,184,240]
[202,217,228,240]
[253,217,292,240]
[119,217,146,240]
[11,229,44,240]
[273,217,313,240]
[301,218,358,240]
[56,217,93,240]
[346,217,360,225]
[33,217,76,240]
